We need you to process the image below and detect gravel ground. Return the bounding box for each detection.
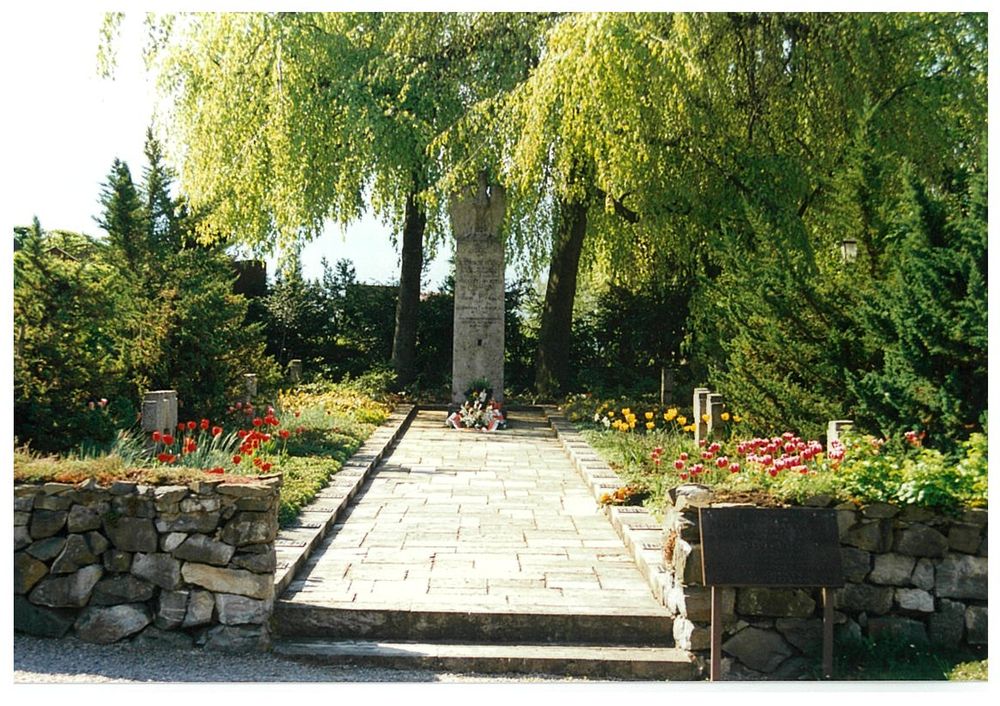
[12,634,598,684]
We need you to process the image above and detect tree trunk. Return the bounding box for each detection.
[391,190,425,389]
[534,199,588,397]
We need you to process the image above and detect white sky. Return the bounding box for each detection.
[2,7,454,288]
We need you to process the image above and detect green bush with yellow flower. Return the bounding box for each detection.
[562,395,987,516]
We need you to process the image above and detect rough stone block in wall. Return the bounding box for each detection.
[936,554,988,600]
[947,523,983,554]
[861,502,900,519]
[673,616,710,651]
[74,604,152,644]
[774,618,823,654]
[14,552,48,594]
[27,537,67,562]
[839,547,872,583]
[965,605,987,644]
[894,524,949,558]
[869,553,915,586]
[910,558,935,590]
[867,616,929,645]
[835,582,894,615]
[671,539,702,586]
[928,599,966,648]
[835,507,859,537]
[843,519,893,552]
[894,587,934,613]
[722,627,794,673]
[736,588,816,618]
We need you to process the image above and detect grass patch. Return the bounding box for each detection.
[277,456,345,527]
[834,634,987,680]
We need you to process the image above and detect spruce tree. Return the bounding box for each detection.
[96,159,146,272]
[850,162,988,448]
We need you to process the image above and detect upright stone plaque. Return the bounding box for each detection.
[707,393,725,441]
[450,173,506,406]
[693,387,711,447]
[142,390,178,450]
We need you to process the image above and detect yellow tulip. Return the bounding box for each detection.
[608,410,615,417]
[645,421,655,430]
[664,408,678,421]
[644,411,654,420]
[701,413,710,423]
[677,415,687,425]
[733,414,742,422]
[721,412,730,422]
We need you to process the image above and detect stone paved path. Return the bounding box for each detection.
[282,409,664,614]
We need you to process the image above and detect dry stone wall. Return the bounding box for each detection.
[662,486,987,680]
[14,476,280,651]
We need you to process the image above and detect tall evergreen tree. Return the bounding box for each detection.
[142,127,183,253]
[96,158,146,271]
[850,161,988,448]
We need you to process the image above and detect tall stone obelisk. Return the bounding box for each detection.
[450,172,506,406]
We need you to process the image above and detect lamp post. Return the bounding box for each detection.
[840,238,858,263]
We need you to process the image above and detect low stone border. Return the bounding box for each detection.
[545,411,671,608]
[273,405,417,596]
[15,475,282,650]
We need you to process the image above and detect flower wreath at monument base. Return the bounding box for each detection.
[447,379,506,432]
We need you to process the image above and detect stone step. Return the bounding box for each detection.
[274,601,674,646]
[273,638,701,680]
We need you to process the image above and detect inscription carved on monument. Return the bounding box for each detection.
[450,172,506,405]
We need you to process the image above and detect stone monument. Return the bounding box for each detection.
[450,172,506,406]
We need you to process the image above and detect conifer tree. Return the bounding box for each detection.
[96,158,146,272]
[850,161,988,448]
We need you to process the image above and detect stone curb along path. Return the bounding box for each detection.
[273,405,417,596]
[544,411,672,616]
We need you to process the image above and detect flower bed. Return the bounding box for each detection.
[579,407,987,515]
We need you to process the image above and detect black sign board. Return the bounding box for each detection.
[699,507,844,588]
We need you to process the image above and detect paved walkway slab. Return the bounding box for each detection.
[281,409,666,615]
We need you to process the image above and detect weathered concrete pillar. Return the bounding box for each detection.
[693,388,711,447]
[827,420,853,453]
